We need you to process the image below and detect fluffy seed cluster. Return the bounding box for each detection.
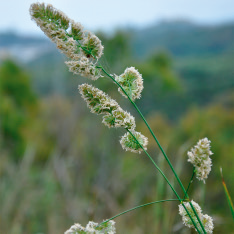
[65,220,116,234]
[179,201,214,233]
[120,131,148,154]
[115,67,143,101]
[30,3,148,154]
[79,84,135,130]
[30,3,103,80]
[102,109,136,129]
[66,59,101,80]
[83,33,104,59]
[187,138,213,183]
[79,84,148,152]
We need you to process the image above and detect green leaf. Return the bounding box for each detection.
[220,168,234,220]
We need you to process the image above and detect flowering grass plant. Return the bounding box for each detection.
[30,3,215,233]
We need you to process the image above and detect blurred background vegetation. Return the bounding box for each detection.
[0,20,233,233]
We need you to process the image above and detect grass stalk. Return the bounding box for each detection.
[98,199,181,227]
[127,129,202,233]
[74,39,206,233]
[220,168,234,219]
[100,66,206,233]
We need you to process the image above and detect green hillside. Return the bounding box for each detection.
[1,21,233,118]
[126,21,234,118]
[131,20,234,58]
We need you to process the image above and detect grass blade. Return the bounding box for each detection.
[220,168,234,219]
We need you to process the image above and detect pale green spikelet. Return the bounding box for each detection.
[79,84,119,114]
[30,3,104,80]
[102,108,136,129]
[79,84,136,130]
[30,3,69,36]
[115,67,143,101]
[30,3,79,60]
[179,201,214,233]
[94,220,116,233]
[70,20,84,41]
[65,59,101,80]
[65,220,116,234]
[120,131,148,154]
[83,32,104,59]
[187,138,213,183]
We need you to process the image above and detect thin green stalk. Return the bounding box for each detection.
[180,170,206,233]
[100,66,186,192]
[126,129,180,199]
[98,199,181,227]
[73,42,206,233]
[183,168,195,200]
[127,129,202,234]
[101,67,184,191]
[188,199,206,233]
[220,168,234,219]
[100,66,206,234]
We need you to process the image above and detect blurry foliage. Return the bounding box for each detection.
[140,52,181,93]
[125,51,184,121]
[0,60,37,159]
[97,30,132,69]
[132,21,234,58]
[0,25,233,233]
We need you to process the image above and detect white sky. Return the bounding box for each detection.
[1,0,234,35]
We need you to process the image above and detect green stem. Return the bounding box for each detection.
[71,42,206,233]
[100,66,206,234]
[188,200,206,233]
[126,129,180,199]
[101,67,183,190]
[220,168,234,219]
[183,168,195,200]
[127,129,202,233]
[181,170,205,233]
[98,199,181,227]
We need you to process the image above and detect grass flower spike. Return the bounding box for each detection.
[179,201,214,233]
[79,84,136,130]
[120,131,148,154]
[30,3,104,80]
[79,83,120,115]
[30,3,70,34]
[69,21,84,41]
[202,214,214,234]
[187,137,213,183]
[65,223,85,233]
[102,108,136,129]
[65,59,101,80]
[115,67,143,101]
[179,201,202,230]
[83,32,104,59]
[30,3,76,58]
[65,220,116,234]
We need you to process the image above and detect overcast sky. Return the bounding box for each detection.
[1,0,234,35]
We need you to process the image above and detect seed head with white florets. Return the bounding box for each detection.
[64,220,116,234]
[187,137,213,183]
[120,131,148,154]
[30,3,104,80]
[115,67,143,101]
[178,201,214,233]
[79,84,136,130]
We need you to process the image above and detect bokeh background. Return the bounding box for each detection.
[0,0,233,233]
